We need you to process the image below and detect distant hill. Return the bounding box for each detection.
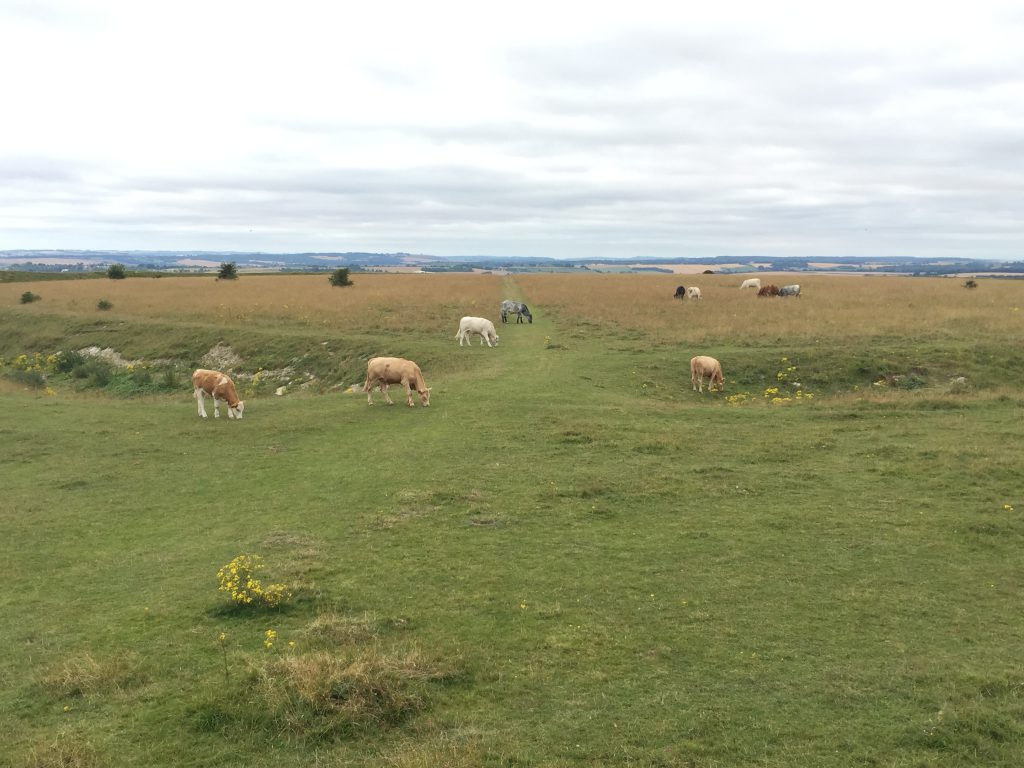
[1,250,1022,276]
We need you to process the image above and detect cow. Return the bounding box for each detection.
[192,369,245,419]
[687,286,702,300]
[500,300,533,324]
[673,285,687,299]
[456,316,499,347]
[757,284,780,297]
[364,357,431,407]
[690,356,724,393]
[740,278,762,290]
[779,284,801,298]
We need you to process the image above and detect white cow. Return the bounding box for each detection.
[456,316,499,347]
[686,286,702,300]
[740,278,761,290]
[779,284,801,298]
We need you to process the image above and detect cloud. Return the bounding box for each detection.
[2,1,1023,257]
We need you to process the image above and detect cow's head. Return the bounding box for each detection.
[418,387,432,407]
[228,401,245,419]
[492,333,500,346]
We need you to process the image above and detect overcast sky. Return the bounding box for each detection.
[2,0,1023,259]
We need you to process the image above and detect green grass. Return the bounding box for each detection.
[2,284,1024,766]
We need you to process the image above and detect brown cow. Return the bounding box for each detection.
[757,284,780,297]
[192,369,245,419]
[364,357,431,407]
[690,356,725,393]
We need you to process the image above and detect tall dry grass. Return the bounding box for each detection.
[5,271,1023,347]
[0,273,506,334]
[515,273,1024,345]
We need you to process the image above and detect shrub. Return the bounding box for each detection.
[107,263,126,279]
[329,268,354,287]
[20,291,40,304]
[53,350,86,374]
[97,299,113,311]
[217,262,238,280]
[160,367,179,390]
[77,359,113,387]
[4,368,46,389]
[217,554,291,608]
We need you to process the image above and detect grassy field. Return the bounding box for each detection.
[2,273,1023,767]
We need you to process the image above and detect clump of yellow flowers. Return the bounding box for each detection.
[217,554,292,608]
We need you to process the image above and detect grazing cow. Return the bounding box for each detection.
[673,285,687,299]
[456,316,499,347]
[690,356,724,393]
[687,286,702,300]
[779,284,801,298]
[740,278,762,290]
[192,369,245,419]
[757,284,780,297]
[364,357,431,407]
[500,300,533,324]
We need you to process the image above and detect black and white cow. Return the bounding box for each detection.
[779,284,801,298]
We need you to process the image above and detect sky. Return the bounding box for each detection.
[2,0,1023,259]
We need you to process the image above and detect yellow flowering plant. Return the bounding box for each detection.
[217,554,292,609]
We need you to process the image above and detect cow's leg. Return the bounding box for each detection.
[381,381,395,405]
[212,394,221,418]
[484,333,492,347]
[365,378,375,404]
[403,377,415,407]
[196,388,208,418]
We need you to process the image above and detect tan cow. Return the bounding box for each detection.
[192,369,245,419]
[690,356,724,393]
[364,357,431,407]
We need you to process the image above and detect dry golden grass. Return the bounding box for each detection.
[4,271,1023,349]
[23,731,101,768]
[254,647,458,735]
[0,273,506,333]
[515,272,1024,344]
[36,651,147,698]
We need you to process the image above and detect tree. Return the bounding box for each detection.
[217,262,238,280]
[107,263,126,279]
[328,267,353,287]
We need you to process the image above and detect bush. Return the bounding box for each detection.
[20,291,40,304]
[52,350,86,374]
[328,268,353,287]
[217,555,291,609]
[217,262,238,280]
[107,264,126,279]
[3,368,46,389]
[77,359,113,387]
[97,299,113,311]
